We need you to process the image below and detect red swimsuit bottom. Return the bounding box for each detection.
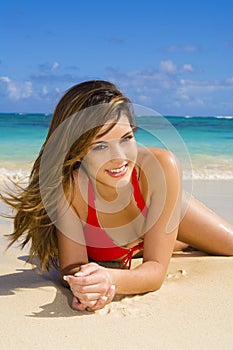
[83,168,148,269]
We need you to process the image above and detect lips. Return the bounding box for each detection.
[105,163,128,177]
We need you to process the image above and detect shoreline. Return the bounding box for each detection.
[1,150,233,182]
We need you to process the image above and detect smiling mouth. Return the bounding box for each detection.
[105,163,128,177]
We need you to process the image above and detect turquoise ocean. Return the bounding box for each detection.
[0,113,233,181]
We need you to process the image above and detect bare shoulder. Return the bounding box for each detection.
[136,147,181,201]
[137,147,180,174]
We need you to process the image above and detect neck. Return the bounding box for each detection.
[94,180,133,213]
[97,180,132,200]
[79,165,134,211]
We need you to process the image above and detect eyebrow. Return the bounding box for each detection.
[91,130,133,145]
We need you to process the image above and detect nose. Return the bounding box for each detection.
[109,141,126,160]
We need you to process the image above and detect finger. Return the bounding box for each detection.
[71,297,86,311]
[105,285,116,304]
[77,299,97,310]
[64,273,98,286]
[87,285,115,311]
[71,292,99,310]
[63,262,99,284]
[86,295,108,312]
[64,275,105,300]
[74,291,101,303]
[72,295,100,312]
[63,274,97,288]
[75,263,99,277]
[63,275,73,285]
[65,273,107,290]
[70,283,102,302]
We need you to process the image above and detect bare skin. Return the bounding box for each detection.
[178,194,233,255]
[59,117,233,312]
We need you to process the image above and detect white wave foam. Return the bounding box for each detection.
[216,115,233,119]
[183,115,233,119]
[0,168,30,185]
[183,169,233,180]
[1,163,233,185]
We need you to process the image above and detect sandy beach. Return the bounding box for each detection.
[1,180,233,350]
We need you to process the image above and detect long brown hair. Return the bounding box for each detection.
[1,80,136,270]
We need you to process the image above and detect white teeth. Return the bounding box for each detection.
[108,164,126,173]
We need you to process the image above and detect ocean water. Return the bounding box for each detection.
[0,113,232,181]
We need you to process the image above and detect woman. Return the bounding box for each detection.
[2,80,233,312]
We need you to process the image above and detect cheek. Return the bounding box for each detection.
[82,152,108,174]
[124,142,138,162]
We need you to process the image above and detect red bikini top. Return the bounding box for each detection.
[83,168,148,269]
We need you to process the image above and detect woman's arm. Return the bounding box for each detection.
[56,189,89,282]
[57,229,88,280]
[106,149,182,294]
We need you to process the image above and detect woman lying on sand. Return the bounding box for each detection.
[2,80,233,311]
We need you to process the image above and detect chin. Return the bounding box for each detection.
[111,167,133,188]
[115,177,131,188]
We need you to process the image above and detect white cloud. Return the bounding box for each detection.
[38,61,60,74]
[0,76,11,83]
[42,86,48,95]
[225,77,233,85]
[0,76,32,100]
[181,64,194,73]
[137,95,152,103]
[158,60,177,74]
[1,58,233,115]
[52,61,59,71]
[106,61,233,115]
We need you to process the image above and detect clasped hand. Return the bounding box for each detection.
[63,262,115,311]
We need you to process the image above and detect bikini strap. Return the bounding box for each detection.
[132,168,148,217]
[86,180,99,226]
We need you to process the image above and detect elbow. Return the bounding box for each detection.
[143,261,166,292]
[148,276,164,293]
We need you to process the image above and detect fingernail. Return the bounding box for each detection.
[101,296,108,302]
[63,275,68,281]
[110,285,116,290]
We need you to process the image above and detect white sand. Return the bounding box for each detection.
[0,180,233,350]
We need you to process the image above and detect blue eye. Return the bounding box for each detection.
[121,134,134,143]
[92,144,108,151]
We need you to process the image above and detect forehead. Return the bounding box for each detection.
[95,114,133,141]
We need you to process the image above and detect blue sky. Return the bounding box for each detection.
[0,0,233,116]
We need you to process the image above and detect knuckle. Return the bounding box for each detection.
[78,285,85,293]
[80,292,91,301]
[89,262,98,268]
[81,276,89,284]
[82,294,90,302]
[100,285,108,295]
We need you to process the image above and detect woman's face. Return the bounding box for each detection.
[82,114,138,188]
